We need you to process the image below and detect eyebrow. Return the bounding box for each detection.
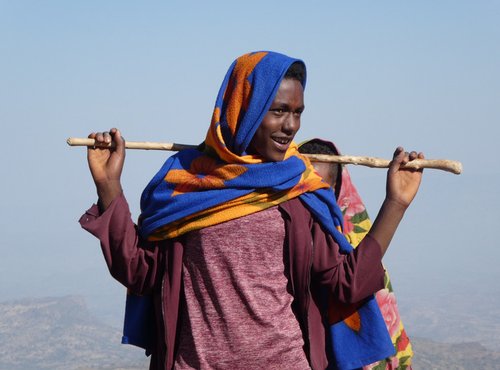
[270,102,305,111]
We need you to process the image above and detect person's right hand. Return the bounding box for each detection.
[87,128,125,211]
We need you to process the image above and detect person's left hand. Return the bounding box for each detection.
[385,147,424,209]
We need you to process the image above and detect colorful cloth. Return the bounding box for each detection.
[341,170,413,370]
[299,139,413,369]
[126,51,393,368]
[139,51,342,241]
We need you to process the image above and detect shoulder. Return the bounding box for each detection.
[280,197,310,216]
[279,197,315,231]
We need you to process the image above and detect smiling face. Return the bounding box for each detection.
[248,78,305,162]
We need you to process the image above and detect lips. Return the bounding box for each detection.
[272,136,292,151]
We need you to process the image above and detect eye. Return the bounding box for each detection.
[270,108,285,116]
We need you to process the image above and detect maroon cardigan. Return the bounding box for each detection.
[80,193,385,370]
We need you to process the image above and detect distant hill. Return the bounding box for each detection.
[0,296,149,370]
[1,295,500,369]
[398,289,500,353]
[411,337,500,369]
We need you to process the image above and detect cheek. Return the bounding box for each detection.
[252,118,274,144]
[248,126,268,154]
[259,116,280,132]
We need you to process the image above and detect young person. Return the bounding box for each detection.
[80,51,424,370]
[299,139,413,369]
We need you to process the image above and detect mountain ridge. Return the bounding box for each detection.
[0,295,149,370]
[1,295,500,369]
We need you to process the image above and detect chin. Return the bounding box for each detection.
[268,154,286,162]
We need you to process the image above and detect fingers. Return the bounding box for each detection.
[112,128,126,154]
[389,147,405,172]
[95,131,113,145]
[400,151,416,166]
[393,146,404,158]
[391,147,425,167]
[87,128,122,150]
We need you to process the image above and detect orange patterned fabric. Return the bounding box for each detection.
[139,51,341,241]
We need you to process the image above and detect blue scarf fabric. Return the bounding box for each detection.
[123,51,394,369]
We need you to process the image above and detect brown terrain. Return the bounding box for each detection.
[1,295,499,370]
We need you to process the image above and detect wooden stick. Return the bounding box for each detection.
[67,137,463,175]
[67,137,197,152]
[306,153,462,174]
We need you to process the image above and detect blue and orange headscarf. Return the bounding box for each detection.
[139,51,348,246]
[129,51,394,369]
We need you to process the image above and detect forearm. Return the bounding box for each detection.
[96,180,123,212]
[367,198,407,257]
[368,146,423,256]
[313,225,385,304]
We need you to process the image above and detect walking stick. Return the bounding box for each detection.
[67,137,462,175]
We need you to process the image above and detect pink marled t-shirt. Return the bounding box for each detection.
[174,206,310,370]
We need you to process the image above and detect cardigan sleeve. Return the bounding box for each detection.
[311,222,385,304]
[79,193,163,295]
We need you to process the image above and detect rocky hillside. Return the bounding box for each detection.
[411,337,500,369]
[1,295,500,369]
[0,296,149,370]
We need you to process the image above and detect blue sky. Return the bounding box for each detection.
[1,0,499,341]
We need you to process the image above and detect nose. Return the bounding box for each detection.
[282,113,300,134]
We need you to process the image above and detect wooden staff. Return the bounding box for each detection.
[67,137,463,175]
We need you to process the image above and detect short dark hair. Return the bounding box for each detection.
[298,141,338,156]
[284,61,306,84]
